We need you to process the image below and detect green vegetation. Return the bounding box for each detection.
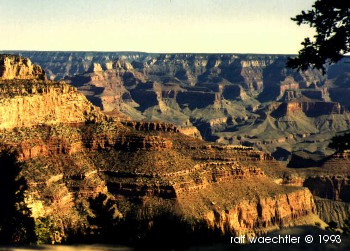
[35,216,63,244]
[287,0,350,72]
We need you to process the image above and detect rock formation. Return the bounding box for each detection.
[282,149,350,227]
[0,54,319,244]
[0,54,46,80]
[9,51,350,161]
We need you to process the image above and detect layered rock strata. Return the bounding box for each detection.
[13,51,350,161]
[0,54,46,80]
[0,54,318,242]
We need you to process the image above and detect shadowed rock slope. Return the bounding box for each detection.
[0,54,318,244]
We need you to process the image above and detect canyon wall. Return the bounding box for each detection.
[203,188,315,236]
[282,150,350,227]
[7,51,350,162]
[0,55,107,130]
[0,81,106,129]
[315,198,350,227]
[0,54,321,243]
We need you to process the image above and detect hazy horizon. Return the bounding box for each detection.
[1,49,301,55]
[1,0,315,54]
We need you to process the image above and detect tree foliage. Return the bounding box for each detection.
[87,193,119,243]
[329,133,350,152]
[287,0,350,73]
[0,149,36,244]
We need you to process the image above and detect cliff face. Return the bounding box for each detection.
[203,188,315,236]
[67,58,145,115]
[10,51,350,162]
[0,55,45,80]
[304,175,350,202]
[315,198,350,227]
[272,101,343,117]
[0,56,106,130]
[300,151,350,203]
[0,54,319,243]
[0,81,106,129]
[281,150,350,227]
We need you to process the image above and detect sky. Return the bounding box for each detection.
[0,0,316,54]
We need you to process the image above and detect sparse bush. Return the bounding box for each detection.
[35,217,59,244]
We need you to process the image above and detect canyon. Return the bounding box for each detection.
[0,54,327,247]
[6,51,350,163]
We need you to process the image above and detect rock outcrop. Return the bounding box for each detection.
[0,80,106,129]
[178,126,203,139]
[203,188,315,236]
[277,101,343,117]
[0,54,45,80]
[0,55,107,130]
[314,197,350,227]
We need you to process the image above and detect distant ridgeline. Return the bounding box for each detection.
[3,51,350,163]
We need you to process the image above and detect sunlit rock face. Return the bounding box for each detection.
[0,54,319,243]
[0,55,106,130]
[0,54,46,80]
